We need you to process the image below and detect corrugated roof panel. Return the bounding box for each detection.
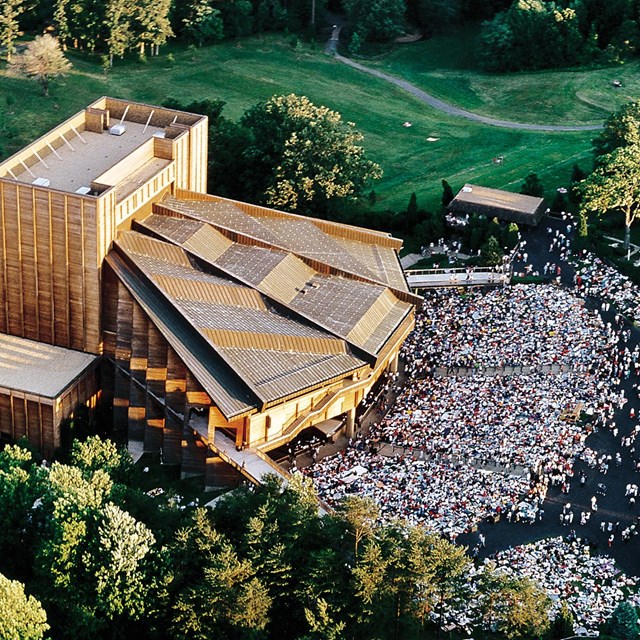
[259,253,315,304]
[215,244,288,286]
[118,231,192,267]
[141,214,204,245]
[258,217,378,280]
[182,224,234,262]
[163,197,284,245]
[291,276,384,337]
[202,328,346,355]
[219,348,363,402]
[152,273,267,310]
[336,238,409,292]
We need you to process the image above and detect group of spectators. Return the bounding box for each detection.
[425,536,640,635]
[473,537,640,634]
[573,250,640,325]
[304,284,626,538]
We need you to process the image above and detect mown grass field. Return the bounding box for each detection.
[0,32,613,213]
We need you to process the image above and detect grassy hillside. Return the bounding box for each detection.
[0,34,600,213]
[363,24,639,127]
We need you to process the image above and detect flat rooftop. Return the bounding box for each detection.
[5,120,165,194]
[450,184,544,215]
[0,333,98,398]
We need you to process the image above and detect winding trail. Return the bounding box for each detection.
[333,51,604,133]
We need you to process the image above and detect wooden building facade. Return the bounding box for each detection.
[0,98,416,482]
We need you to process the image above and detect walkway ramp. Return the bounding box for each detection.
[210,430,290,486]
[406,269,509,289]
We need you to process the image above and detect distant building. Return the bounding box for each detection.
[448,184,545,227]
[0,98,417,484]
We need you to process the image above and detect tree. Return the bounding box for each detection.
[343,0,406,43]
[168,508,271,640]
[550,601,574,639]
[570,163,586,204]
[520,172,544,197]
[218,0,253,38]
[482,571,551,639]
[302,597,346,640]
[602,601,640,640]
[9,34,71,96]
[335,496,379,560]
[104,0,134,65]
[0,0,24,62]
[481,235,503,265]
[0,446,45,576]
[134,0,173,56]
[83,503,158,624]
[505,222,519,248]
[408,0,461,36]
[593,101,640,161]
[182,0,224,46]
[70,435,133,483]
[241,94,382,215]
[0,573,49,640]
[581,143,640,250]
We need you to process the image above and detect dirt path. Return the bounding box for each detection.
[334,53,604,133]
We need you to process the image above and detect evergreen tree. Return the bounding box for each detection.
[603,601,640,640]
[520,172,544,197]
[481,235,503,265]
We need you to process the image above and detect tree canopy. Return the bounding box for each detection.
[8,34,71,96]
[581,143,640,249]
[0,573,49,640]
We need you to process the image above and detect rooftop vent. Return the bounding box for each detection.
[152,131,165,139]
[109,124,127,136]
[462,186,473,193]
[32,177,50,187]
[75,186,92,195]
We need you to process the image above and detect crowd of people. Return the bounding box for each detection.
[473,537,640,634]
[303,284,628,538]
[402,284,612,371]
[573,250,640,325]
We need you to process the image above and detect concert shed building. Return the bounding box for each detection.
[0,98,417,485]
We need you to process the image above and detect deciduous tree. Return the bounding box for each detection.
[241,94,381,215]
[0,573,49,640]
[182,0,224,46]
[9,34,71,96]
[0,0,25,62]
[581,143,640,250]
[592,101,640,160]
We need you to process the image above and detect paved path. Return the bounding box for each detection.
[333,53,603,133]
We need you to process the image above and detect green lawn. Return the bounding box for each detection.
[362,24,640,127]
[0,34,598,212]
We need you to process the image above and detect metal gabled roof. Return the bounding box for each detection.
[138,212,414,357]
[158,196,412,294]
[105,252,259,419]
[113,231,368,407]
